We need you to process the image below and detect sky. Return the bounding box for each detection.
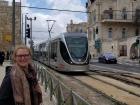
[6,0,87,45]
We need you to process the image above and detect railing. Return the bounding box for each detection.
[101,10,135,21]
[34,61,91,105]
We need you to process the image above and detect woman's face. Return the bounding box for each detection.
[15,48,31,68]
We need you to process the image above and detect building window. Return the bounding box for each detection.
[109,8,113,19]
[93,15,96,23]
[122,8,127,19]
[96,27,98,34]
[135,28,139,36]
[93,29,95,40]
[108,28,112,38]
[122,28,126,39]
[93,10,96,23]
[119,45,127,56]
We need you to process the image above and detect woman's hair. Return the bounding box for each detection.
[12,45,32,62]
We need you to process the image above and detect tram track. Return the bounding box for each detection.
[51,70,140,105]
[44,67,119,105]
[72,71,140,105]
[36,61,140,105]
[89,70,140,87]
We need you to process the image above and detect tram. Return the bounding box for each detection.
[34,32,90,72]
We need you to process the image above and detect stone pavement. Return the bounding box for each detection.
[0,61,54,105]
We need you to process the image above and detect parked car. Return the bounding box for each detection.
[98,52,117,64]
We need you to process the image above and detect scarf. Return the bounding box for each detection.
[10,64,42,105]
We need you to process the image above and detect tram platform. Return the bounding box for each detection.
[0,61,54,105]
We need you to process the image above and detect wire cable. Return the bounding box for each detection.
[21,5,90,13]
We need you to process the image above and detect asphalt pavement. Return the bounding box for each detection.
[90,57,140,66]
[89,57,140,74]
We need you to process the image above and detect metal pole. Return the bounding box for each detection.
[46,20,56,65]
[25,15,27,45]
[30,18,33,51]
[20,0,22,43]
[12,0,15,48]
[27,17,36,54]
[21,14,23,43]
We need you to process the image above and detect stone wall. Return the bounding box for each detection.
[0,0,21,52]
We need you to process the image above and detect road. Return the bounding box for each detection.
[89,61,140,74]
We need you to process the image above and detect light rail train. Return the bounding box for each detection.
[34,32,90,72]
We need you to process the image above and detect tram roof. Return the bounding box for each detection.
[52,32,87,39]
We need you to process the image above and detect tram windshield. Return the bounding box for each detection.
[65,36,88,60]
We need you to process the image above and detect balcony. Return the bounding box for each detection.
[101,10,137,23]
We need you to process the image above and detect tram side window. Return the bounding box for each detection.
[60,41,71,63]
[51,42,57,59]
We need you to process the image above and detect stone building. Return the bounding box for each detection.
[0,0,21,53]
[86,0,140,59]
[66,20,88,33]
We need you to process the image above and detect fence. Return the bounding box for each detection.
[34,61,91,105]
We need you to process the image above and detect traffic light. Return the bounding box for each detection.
[26,28,30,38]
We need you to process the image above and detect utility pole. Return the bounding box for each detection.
[46,20,56,39]
[20,0,22,43]
[46,20,56,65]
[24,14,28,45]
[12,0,15,49]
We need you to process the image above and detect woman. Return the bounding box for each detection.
[0,45,42,105]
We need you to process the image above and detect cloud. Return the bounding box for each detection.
[5,0,87,44]
[45,0,85,11]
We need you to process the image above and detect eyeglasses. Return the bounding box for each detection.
[16,54,30,58]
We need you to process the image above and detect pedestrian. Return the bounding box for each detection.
[0,66,15,105]
[0,51,2,65]
[0,51,5,65]
[0,45,42,105]
[6,51,10,60]
[1,51,5,64]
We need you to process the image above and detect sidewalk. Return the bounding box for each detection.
[0,61,54,105]
[117,57,140,66]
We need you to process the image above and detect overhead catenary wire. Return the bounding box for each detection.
[21,5,90,13]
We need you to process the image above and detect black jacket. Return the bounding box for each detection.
[0,66,15,105]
